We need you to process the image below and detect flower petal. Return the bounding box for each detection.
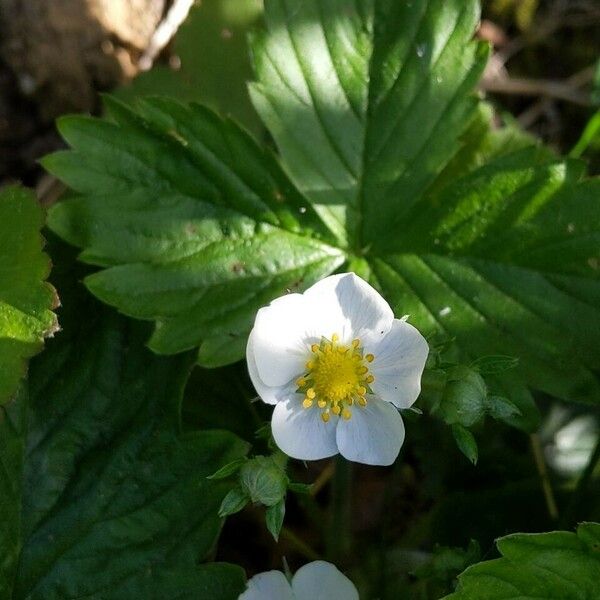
[303,273,394,346]
[292,561,359,600]
[272,399,338,461]
[247,330,295,405]
[239,570,295,600]
[336,398,405,466]
[371,319,429,408]
[250,293,312,386]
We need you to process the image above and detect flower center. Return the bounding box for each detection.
[296,333,375,423]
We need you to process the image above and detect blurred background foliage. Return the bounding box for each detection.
[1,1,599,598]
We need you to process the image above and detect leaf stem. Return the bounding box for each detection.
[280,527,321,561]
[530,433,559,521]
[326,456,353,562]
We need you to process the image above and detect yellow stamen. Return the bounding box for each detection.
[296,334,375,421]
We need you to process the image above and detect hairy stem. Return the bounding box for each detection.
[326,456,353,562]
[530,433,559,521]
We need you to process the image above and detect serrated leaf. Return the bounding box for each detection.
[373,149,600,406]
[0,186,58,405]
[239,455,288,506]
[45,96,344,364]
[219,487,250,517]
[0,245,248,599]
[265,499,286,541]
[250,0,488,250]
[451,424,478,465]
[445,523,600,599]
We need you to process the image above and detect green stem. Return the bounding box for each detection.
[530,433,559,521]
[326,456,353,562]
[280,527,321,561]
[561,432,600,529]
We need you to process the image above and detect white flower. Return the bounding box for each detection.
[239,560,359,600]
[246,272,429,466]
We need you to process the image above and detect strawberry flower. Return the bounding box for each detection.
[239,560,358,600]
[247,273,428,466]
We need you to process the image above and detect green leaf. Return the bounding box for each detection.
[0,246,248,599]
[373,150,600,406]
[111,563,246,600]
[239,455,288,506]
[44,0,600,415]
[437,367,487,427]
[208,457,248,480]
[485,395,521,423]
[219,487,250,517]
[445,522,600,599]
[266,499,286,541]
[45,96,344,363]
[0,186,58,405]
[451,424,478,465]
[250,0,488,250]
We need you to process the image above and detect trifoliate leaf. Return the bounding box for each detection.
[445,523,600,599]
[0,186,58,405]
[43,0,600,416]
[0,243,247,599]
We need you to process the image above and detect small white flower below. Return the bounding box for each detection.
[239,560,359,600]
[246,273,429,466]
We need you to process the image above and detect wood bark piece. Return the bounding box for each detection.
[0,0,166,119]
